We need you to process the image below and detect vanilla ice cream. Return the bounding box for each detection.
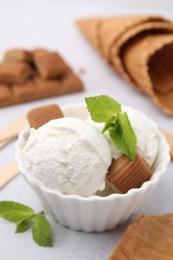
[21,117,112,196]
[88,106,160,168]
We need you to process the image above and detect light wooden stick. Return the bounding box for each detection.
[0,136,17,150]
[0,114,27,142]
[0,160,19,189]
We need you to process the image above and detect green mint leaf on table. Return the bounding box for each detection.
[15,217,33,233]
[0,201,34,223]
[85,95,137,160]
[85,95,121,122]
[0,201,53,247]
[32,213,53,247]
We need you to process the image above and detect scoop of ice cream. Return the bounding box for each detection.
[21,117,112,196]
[87,106,159,168]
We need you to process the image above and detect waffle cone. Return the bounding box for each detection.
[122,34,173,115]
[76,15,173,115]
[99,16,169,61]
[76,16,169,60]
[76,18,103,54]
[111,21,173,82]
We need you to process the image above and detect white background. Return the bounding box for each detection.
[0,0,173,259]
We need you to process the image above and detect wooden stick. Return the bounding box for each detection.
[0,160,19,189]
[0,114,27,142]
[0,136,17,150]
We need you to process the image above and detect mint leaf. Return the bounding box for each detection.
[85,95,121,122]
[0,201,34,223]
[110,112,137,160]
[15,217,33,233]
[85,95,137,160]
[0,201,53,247]
[102,115,118,133]
[32,213,53,247]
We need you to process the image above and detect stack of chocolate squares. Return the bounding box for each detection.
[0,49,84,107]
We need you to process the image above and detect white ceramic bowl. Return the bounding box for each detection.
[15,104,170,232]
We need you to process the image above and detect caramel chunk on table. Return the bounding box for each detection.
[0,61,32,84]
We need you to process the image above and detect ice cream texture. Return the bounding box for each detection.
[21,117,112,196]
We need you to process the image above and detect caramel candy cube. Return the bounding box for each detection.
[0,61,32,84]
[27,104,64,129]
[4,49,32,62]
[33,49,68,78]
[106,153,152,193]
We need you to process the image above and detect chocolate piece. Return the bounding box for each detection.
[0,61,32,84]
[12,79,36,102]
[61,73,84,94]
[4,49,32,62]
[0,48,84,107]
[33,49,68,78]
[27,104,64,129]
[35,77,61,96]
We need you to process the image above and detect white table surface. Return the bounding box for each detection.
[0,0,173,259]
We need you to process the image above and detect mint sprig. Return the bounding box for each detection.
[0,201,53,247]
[85,95,121,122]
[32,213,53,247]
[85,95,137,160]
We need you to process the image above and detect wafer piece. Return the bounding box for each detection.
[106,153,152,193]
[33,49,68,78]
[161,129,173,159]
[27,104,64,129]
[0,61,32,84]
[109,214,173,259]
[4,49,32,62]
